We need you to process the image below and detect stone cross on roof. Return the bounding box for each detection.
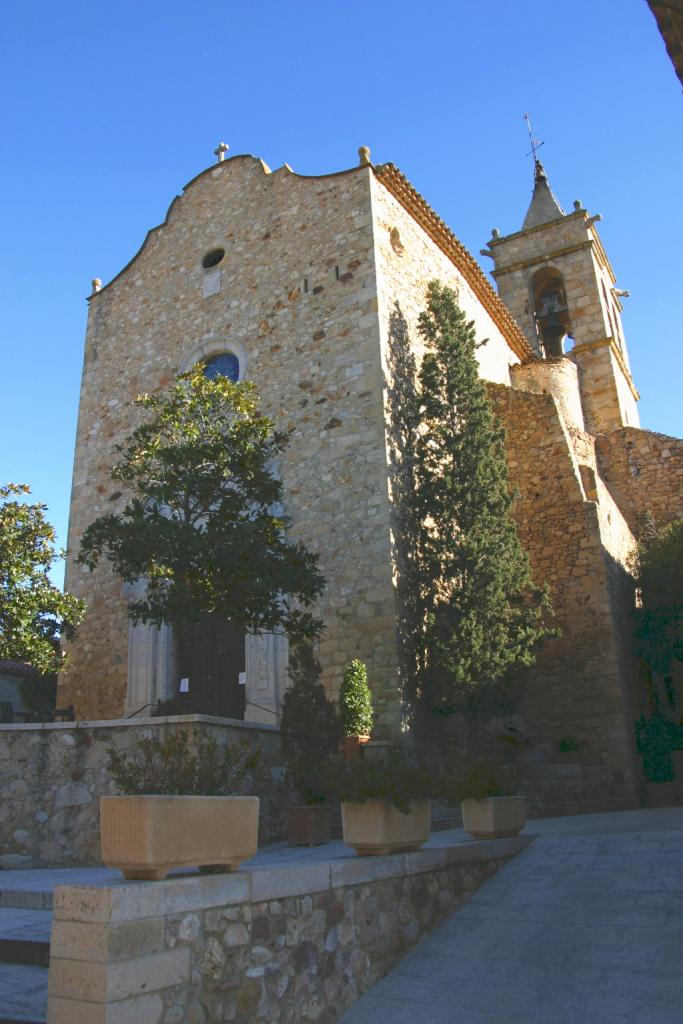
[214,141,229,162]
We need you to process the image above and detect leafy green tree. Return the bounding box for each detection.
[280,642,340,803]
[632,516,683,711]
[339,659,374,737]
[78,368,325,648]
[0,483,84,674]
[410,282,553,737]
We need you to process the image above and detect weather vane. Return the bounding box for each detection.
[523,113,544,163]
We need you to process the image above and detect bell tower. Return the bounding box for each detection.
[486,160,640,434]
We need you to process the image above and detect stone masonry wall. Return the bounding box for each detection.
[595,427,683,535]
[371,173,518,388]
[61,157,400,724]
[0,717,283,869]
[487,383,640,810]
[47,837,528,1023]
[571,341,640,435]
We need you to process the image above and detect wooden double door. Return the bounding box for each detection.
[176,615,245,720]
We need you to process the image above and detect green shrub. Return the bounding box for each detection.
[339,659,374,737]
[107,729,261,795]
[280,643,340,804]
[635,715,676,783]
[323,748,434,814]
[558,736,579,752]
[450,761,506,801]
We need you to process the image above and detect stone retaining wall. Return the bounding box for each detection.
[0,716,284,870]
[47,834,531,1023]
[486,383,640,812]
[595,427,683,535]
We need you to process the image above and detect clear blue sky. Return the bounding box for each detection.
[1,0,681,587]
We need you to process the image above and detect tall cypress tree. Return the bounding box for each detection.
[410,282,552,737]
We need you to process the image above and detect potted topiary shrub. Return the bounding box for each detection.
[455,762,526,840]
[325,748,433,855]
[280,643,340,845]
[338,658,374,760]
[101,729,261,879]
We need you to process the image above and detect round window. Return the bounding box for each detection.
[203,352,239,382]
[202,248,225,269]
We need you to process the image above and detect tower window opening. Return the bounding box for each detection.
[601,281,618,344]
[203,352,240,382]
[202,248,225,269]
[531,267,572,359]
[612,304,624,350]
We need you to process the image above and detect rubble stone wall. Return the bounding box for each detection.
[595,427,683,534]
[487,383,640,811]
[47,836,529,1024]
[0,716,283,869]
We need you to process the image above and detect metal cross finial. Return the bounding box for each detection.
[214,141,229,162]
[523,113,544,163]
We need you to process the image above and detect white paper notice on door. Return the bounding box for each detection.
[179,677,189,693]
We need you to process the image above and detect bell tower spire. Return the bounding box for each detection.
[486,151,640,433]
[523,159,565,230]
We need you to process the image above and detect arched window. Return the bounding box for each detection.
[203,352,240,382]
[530,267,572,358]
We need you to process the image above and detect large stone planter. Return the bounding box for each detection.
[100,795,259,880]
[341,799,430,855]
[461,796,526,840]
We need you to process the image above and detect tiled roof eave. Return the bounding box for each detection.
[373,163,534,363]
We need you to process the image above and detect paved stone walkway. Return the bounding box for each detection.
[340,807,683,1024]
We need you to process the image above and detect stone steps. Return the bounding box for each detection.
[0,899,51,1024]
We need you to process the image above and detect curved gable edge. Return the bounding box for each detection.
[88,155,271,300]
[88,155,370,301]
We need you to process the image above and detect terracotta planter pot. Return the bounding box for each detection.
[100,795,259,880]
[461,796,526,840]
[339,734,371,761]
[286,805,332,846]
[341,799,430,855]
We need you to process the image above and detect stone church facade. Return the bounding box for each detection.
[59,148,683,813]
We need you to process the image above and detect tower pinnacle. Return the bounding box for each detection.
[522,158,565,230]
